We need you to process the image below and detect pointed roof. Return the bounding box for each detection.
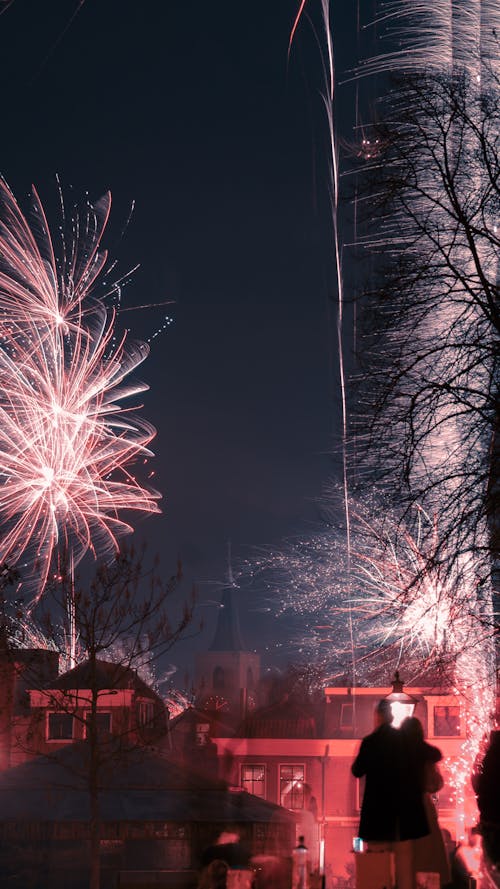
[45,658,160,700]
[0,742,296,824]
[209,585,245,652]
[209,544,246,652]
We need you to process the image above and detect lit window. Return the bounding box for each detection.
[47,713,74,741]
[280,764,305,809]
[433,706,461,736]
[241,764,265,798]
[84,712,111,737]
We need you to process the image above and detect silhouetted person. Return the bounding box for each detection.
[400,716,450,886]
[352,699,429,889]
[292,835,309,889]
[474,730,500,864]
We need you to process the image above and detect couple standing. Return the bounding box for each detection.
[352,699,450,889]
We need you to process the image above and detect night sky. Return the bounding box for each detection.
[0,1,361,675]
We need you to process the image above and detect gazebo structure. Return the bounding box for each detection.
[0,742,296,889]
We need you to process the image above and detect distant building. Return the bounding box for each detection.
[0,639,295,888]
[195,567,260,722]
[28,657,169,755]
[0,579,496,888]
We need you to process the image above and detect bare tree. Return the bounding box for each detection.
[1,547,193,889]
[357,66,500,606]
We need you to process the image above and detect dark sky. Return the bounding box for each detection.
[0,1,361,675]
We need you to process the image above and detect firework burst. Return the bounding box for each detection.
[250,496,491,682]
[288,1,497,838]
[0,181,160,611]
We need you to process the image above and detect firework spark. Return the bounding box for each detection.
[253,492,496,834]
[250,497,493,681]
[0,181,160,611]
[357,0,498,741]
[358,0,500,80]
[298,0,498,835]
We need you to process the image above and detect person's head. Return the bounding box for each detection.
[375,699,393,727]
[400,716,424,743]
[297,835,305,846]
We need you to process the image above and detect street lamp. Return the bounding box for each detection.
[385,671,417,728]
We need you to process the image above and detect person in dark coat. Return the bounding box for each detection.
[473,730,500,865]
[352,699,430,889]
[400,716,450,886]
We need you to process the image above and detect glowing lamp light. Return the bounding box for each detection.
[385,671,417,728]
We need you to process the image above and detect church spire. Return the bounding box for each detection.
[209,542,245,652]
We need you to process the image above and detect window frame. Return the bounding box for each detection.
[240,763,266,799]
[279,762,306,810]
[426,696,464,739]
[46,711,74,742]
[432,705,462,738]
[83,711,112,738]
[137,700,155,728]
[340,702,354,729]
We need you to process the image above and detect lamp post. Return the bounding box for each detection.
[385,671,417,728]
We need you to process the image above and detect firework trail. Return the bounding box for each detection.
[356,0,498,834]
[285,0,497,836]
[359,0,500,80]
[289,0,357,695]
[0,181,160,657]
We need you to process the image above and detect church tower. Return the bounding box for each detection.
[195,552,260,718]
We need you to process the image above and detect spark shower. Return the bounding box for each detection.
[0,181,160,659]
[286,0,499,836]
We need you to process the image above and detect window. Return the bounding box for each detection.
[340,703,354,729]
[213,666,225,690]
[84,712,111,737]
[280,764,305,809]
[196,722,210,746]
[241,764,266,798]
[137,701,155,727]
[433,706,461,737]
[47,713,74,741]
